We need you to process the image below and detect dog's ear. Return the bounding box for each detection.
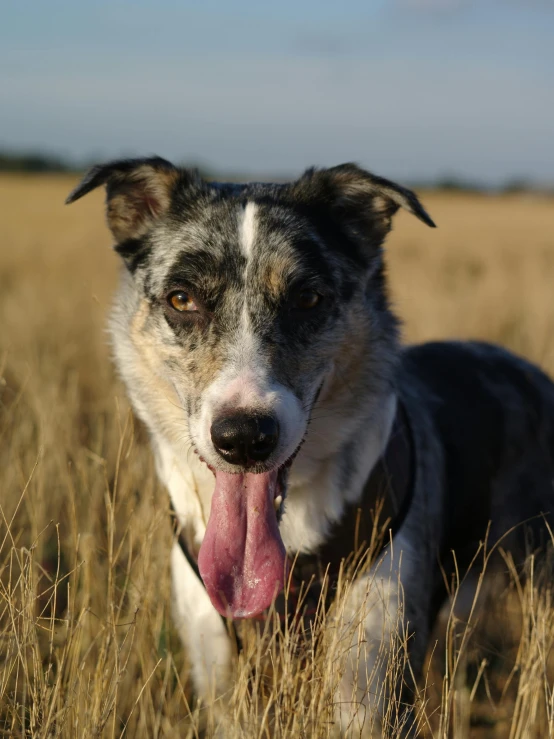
[66,157,183,243]
[294,163,435,239]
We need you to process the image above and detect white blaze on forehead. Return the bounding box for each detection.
[239,201,257,344]
[239,201,257,260]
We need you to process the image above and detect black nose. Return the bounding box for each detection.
[210,413,280,467]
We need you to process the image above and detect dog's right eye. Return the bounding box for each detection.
[167,291,198,313]
[295,289,322,311]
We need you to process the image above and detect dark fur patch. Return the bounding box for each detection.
[114,238,152,273]
[403,341,554,563]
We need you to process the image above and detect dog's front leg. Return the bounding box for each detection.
[171,541,233,702]
[336,531,429,738]
[155,439,233,704]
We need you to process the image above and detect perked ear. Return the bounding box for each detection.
[295,163,436,236]
[65,157,180,242]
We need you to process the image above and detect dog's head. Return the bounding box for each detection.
[67,158,434,617]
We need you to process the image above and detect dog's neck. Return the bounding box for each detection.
[280,391,398,553]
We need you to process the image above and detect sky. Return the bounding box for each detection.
[1,0,553,184]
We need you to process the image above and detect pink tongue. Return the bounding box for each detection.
[198,470,287,618]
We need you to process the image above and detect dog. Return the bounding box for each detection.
[67,158,554,736]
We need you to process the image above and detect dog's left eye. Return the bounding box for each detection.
[167,291,198,312]
[294,289,322,311]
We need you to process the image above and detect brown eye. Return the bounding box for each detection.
[295,289,321,310]
[168,291,198,312]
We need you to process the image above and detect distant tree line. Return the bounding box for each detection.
[0,151,75,173]
[0,149,549,194]
[425,174,542,195]
[0,150,215,178]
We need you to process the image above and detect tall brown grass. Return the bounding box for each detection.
[1,174,554,737]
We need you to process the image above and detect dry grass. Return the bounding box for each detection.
[1,174,554,738]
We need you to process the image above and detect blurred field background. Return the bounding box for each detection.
[1,173,554,737]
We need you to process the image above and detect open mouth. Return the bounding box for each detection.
[194,443,300,518]
[194,442,302,619]
[193,384,319,619]
[274,448,298,518]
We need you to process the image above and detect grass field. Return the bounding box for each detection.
[1,174,554,738]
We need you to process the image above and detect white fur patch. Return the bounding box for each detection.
[239,201,257,260]
[171,542,232,700]
[154,434,213,543]
[337,530,417,735]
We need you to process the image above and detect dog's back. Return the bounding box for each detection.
[402,340,554,575]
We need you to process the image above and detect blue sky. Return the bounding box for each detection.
[2,0,553,184]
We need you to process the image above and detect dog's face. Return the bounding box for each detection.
[67,158,434,617]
